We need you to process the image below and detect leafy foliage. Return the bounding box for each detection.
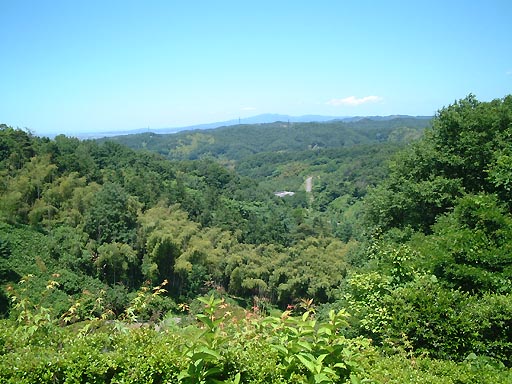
[1,97,512,380]
[365,94,512,232]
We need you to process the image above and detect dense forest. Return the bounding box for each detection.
[1,95,512,383]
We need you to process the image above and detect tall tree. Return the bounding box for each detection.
[365,95,512,233]
[83,182,139,245]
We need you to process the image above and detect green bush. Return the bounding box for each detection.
[359,353,512,384]
[380,276,512,365]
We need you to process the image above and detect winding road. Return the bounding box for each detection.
[305,176,313,193]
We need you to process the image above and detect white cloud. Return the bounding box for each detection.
[327,95,383,106]
[241,106,257,111]
[506,70,512,76]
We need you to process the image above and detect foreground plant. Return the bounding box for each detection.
[262,307,370,383]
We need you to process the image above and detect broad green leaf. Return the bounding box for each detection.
[313,373,332,384]
[196,314,214,329]
[192,346,222,362]
[297,353,318,374]
[297,340,313,351]
[270,344,289,355]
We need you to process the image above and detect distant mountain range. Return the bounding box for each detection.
[75,114,432,139]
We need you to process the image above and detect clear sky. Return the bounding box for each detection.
[1,0,511,135]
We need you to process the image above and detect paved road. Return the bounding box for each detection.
[305,176,313,192]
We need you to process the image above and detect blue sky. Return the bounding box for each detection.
[1,1,511,135]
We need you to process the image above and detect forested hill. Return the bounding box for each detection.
[100,116,431,161]
[2,97,512,382]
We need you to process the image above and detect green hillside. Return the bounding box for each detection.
[1,96,512,382]
[101,117,430,161]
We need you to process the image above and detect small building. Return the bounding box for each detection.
[274,191,295,198]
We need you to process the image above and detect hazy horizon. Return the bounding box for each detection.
[34,113,434,139]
